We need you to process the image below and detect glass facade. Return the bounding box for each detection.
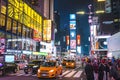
[0,0,43,58]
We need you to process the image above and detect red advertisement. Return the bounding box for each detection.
[66,35,69,45]
[77,35,80,45]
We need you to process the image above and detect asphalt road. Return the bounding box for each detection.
[0,62,87,80]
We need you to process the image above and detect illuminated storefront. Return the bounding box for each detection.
[0,0,44,59]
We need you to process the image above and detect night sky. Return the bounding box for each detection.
[54,0,93,54]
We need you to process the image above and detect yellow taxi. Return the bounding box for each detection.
[62,59,67,66]
[66,60,76,68]
[37,61,62,79]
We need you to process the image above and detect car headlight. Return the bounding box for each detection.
[38,69,41,73]
[49,70,54,72]
[33,65,38,68]
[66,63,68,65]
[72,63,74,65]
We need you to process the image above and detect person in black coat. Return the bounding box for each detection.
[108,62,120,80]
[85,59,94,80]
[98,59,106,80]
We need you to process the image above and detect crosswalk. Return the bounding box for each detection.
[8,70,83,78]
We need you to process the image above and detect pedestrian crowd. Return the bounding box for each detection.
[82,56,120,80]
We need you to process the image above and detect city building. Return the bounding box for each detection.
[0,0,55,60]
[92,0,120,57]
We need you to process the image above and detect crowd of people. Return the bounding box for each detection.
[82,57,120,80]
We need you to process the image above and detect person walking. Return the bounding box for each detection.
[108,62,120,80]
[85,59,94,80]
[93,60,99,80]
[98,59,106,80]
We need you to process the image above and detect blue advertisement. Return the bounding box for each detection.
[70,29,76,40]
[70,14,76,20]
[70,14,76,52]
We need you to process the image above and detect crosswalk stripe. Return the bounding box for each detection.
[62,70,70,76]
[24,74,31,76]
[17,74,24,76]
[8,70,83,78]
[32,74,37,76]
[64,71,76,77]
[73,71,82,78]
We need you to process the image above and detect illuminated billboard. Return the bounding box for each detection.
[77,35,81,45]
[70,14,76,20]
[70,40,76,50]
[66,35,69,45]
[70,21,76,29]
[8,0,43,34]
[69,14,76,52]
[33,30,41,41]
[70,29,76,40]
[43,20,52,42]
[105,0,111,13]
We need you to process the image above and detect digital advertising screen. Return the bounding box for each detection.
[5,55,15,63]
[70,29,76,40]
[70,14,76,20]
[70,40,76,50]
[70,21,76,29]
[98,38,107,49]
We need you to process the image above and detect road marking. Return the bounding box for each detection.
[17,73,24,76]
[32,74,37,76]
[62,70,70,76]
[64,71,76,77]
[24,74,31,76]
[73,71,82,78]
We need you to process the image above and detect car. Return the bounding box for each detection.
[37,61,62,79]
[15,60,28,70]
[0,62,17,76]
[24,60,43,74]
[65,60,76,68]
[62,59,67,66]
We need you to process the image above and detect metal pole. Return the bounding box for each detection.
[4,0,8,53]
[88,4,93,56]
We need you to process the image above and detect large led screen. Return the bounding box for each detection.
[43,20,52,42]
[70,29,76,40]
[70,21,76,29]
[5,55,15,63]
[70,40,76,50]
[70,14,76,20]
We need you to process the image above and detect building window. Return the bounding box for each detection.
[12,20,17,34]
[6,17,12,32]
[0,14,5,29]
[22,25,26,37]
[18,23,22,36]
